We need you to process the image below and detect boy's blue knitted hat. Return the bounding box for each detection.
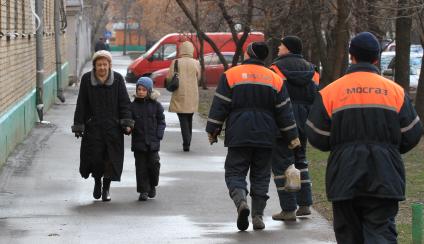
[136,77,153,92]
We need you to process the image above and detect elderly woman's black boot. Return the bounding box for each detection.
[102,178,111,202]
[93,177,102,199]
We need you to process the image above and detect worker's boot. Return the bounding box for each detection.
[102,178,111,202]
[93,177,102,199]
[296,206,312,216]
[272,210,296,221]
[251,197,267,230]
[230,188,250,231]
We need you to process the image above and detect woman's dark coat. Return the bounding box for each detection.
[73,70,132,181]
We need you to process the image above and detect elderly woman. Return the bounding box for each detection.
[167,41,201,152]
[72,50,134,202]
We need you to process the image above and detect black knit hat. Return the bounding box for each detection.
[247,42,269,61]
[281,36,302,54]
[349,32,380,63]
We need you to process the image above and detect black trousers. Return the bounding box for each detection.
[332,197,399,244]
[271,138,312,211]
[177,113,193,147]
[134,151,160,193]
[225,147,272,200]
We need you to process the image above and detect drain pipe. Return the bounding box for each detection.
[35,0,45,121]
[54,0,65,102]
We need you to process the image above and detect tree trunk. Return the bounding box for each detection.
[307,0,331,86]
[331,0,350,82]
[175,0,229,70]
[415,8,424,124]
[217,0,253,67]
[395,0,412,93]
[416,53,424,121]
[194,0,207,89]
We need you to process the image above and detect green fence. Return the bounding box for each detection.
[0,63,69,168]
[110,45,145,52]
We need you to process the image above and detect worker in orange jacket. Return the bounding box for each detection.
[269,36,320,221]
[306,32,423,243]
[206,42,299,231]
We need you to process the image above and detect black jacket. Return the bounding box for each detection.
[73,70,132,180]
[130,91,166,152]
[271,54,318,105]
[271,54,319,142]
[306,63,423,201]
[206,59,298,148]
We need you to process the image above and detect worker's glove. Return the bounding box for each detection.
[208,133,218,145]
[288,137,301,149]
[71,124,85,139]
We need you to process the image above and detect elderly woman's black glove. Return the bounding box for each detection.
[71,124,85,139]
[120,119,135,135]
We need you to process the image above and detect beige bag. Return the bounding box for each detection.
[284,164,301,192]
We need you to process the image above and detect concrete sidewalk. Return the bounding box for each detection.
[0,52,336,243]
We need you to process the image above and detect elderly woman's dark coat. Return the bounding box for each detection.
[73,70,132,181]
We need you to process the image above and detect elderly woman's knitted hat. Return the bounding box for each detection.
[92,50,112,65]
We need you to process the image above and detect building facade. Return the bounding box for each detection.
[0,0,68,166]
[65,0,91,84]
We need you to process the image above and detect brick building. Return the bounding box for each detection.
[0,0,68,167]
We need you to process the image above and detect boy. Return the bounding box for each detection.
[131,77,166,201]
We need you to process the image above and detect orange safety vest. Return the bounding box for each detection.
[320,72,404,118]
[225,64,284,92]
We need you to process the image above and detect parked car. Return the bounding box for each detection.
[150,52,238,88]
[381,51,422,88]
[125,32,264,83]
[382,42,423,53]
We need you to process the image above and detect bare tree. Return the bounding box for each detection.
[175,0,255,70]
[415,5,424,121]
[86,0,110,49]
[395,0,413,91]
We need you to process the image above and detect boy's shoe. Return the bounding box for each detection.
[183,145,190,152]
[139,192,149,201]
[252,216,265,230]
[148,187,156,198]
[296,206,312,216]
[272,211,296,221]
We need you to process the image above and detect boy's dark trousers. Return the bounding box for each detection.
[177,113,193,148]
[134,150,160,193]
[332,197,398,244]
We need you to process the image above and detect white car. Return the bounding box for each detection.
[381,51,422,88]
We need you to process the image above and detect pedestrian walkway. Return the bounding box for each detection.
[0,52,335,243]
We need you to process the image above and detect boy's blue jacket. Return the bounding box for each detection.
[130,90,166,151]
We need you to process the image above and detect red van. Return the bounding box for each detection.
[151,52,238,88]
[125,32,265,83]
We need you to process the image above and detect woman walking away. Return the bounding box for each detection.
[130,77,166,201]
[72,50,134,202]
[167,41,201,152]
